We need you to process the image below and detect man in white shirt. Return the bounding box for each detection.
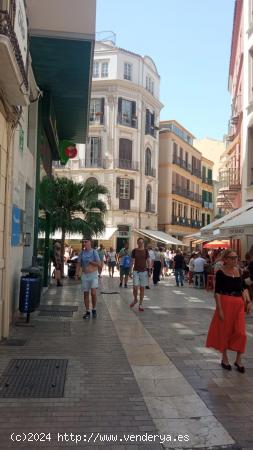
[193,253,206,288]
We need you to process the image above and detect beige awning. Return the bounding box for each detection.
[136,229,185,246]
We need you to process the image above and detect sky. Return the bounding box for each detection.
[96,0,235,141]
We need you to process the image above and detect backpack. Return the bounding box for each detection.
[122,255,131,268]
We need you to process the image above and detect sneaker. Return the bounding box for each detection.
[146,286,150,289]
[139,305,144,312]
[124,284,128,288]
[83,311,90,320]
[130,300,137,308]
[92,309,97,318]
[119,282,122,287]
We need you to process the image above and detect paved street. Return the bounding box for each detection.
[0,270,252,449]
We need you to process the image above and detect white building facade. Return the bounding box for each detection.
[55,41,162,250]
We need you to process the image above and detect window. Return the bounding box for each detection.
[145,109,156,137]
[86,137,101,167]
[116,178,134,210]
[124,63,132,81]
[118,98,137,128]
[146,76,154,95]
[90,98,105,124]
[119,139,132,169]
[146,185,152,212]
[120,178,130,199]
[207,214,211,225]
[101,62,109,78]
[86,177,98,186]
[145,148,152,176]
[93,61,99,78]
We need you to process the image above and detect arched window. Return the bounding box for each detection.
[146,184,152,212]
[86,177,98,186]
[145,148,152,176]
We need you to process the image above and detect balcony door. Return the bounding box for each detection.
[86,137,101,167]
[119,138,132,170]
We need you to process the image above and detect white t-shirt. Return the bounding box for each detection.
[108,252,116,262]
[148,250,155,261]
[193,257,206,273]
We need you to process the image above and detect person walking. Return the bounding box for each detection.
[153,247,164,285]
[130,238,150,311]
[75,237,101,320]
[53,241,63,287]
[97,244,105,277]
[206,249,251,373]
[193,252,206,288]
[107,247,117,277]
[173,249,185,287]
[118,242,131,288]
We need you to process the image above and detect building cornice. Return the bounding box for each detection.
[92,79,163,110]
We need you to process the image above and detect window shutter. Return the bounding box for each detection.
[116,177,120,198]
[208,169,212,181]
[98,138,101,161]
[209,192,213,203]
[100,98,105,124]
[118,97,122,124]
[131,101,136,127]
[130,179,135,199]
[145,109,150,134]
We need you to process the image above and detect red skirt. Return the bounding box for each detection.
[206,294,246,353]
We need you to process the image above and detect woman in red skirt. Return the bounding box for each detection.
[206,249,251,373]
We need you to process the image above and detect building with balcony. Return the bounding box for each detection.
[0,0,96,339]
[54,40,162,251]
[216,0,243,215]
[158,120,214,241]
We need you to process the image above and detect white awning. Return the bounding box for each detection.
[219,208,253,236]
[39,227,117,241]
[136,229,184,246]
[201,202,253,237]
[95,227,117,240]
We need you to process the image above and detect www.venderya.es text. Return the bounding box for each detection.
[10,432,190,445]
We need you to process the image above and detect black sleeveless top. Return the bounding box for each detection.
[215,270,243,294]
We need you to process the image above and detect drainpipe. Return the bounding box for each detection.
[139,60,145,229]
[2,122,16,338]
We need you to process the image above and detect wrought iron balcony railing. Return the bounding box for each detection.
[172,185,202,204]
[0,0,28,90]
[145,167,156,177]
[116,159,139,171]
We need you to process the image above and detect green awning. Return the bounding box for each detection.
[30,36,93,144]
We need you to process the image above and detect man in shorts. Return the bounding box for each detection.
[130,237,150,312]
[97,244,106,277]
[75,237,101,319]
[118,242,131,288]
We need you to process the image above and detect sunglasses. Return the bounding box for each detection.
[226,256,238,259]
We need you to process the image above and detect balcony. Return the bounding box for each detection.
[191,168,201,179]
[0,0,29,105]
[118,113,138,129]
[202,201,214,209]
[116,159,139,171]
[172,216,191,227]
[146,203,156,213]
[172,185,202,204]
[89,112,104,125]
[173,156,192,173]
[202,177,213,186]
[145,167,156,177]
[53,158,110,170]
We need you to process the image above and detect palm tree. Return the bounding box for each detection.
[39,176,108,275]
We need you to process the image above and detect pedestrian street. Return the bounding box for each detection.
[0,274,252,449]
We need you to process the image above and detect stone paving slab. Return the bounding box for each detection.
[115,274,253,450]
[0,280,163,449]
[102,278,235,449]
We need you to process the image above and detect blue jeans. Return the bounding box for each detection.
[175,268,184,286]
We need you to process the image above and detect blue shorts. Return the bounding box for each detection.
[133,271,148,287]
[81,272,98,292]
